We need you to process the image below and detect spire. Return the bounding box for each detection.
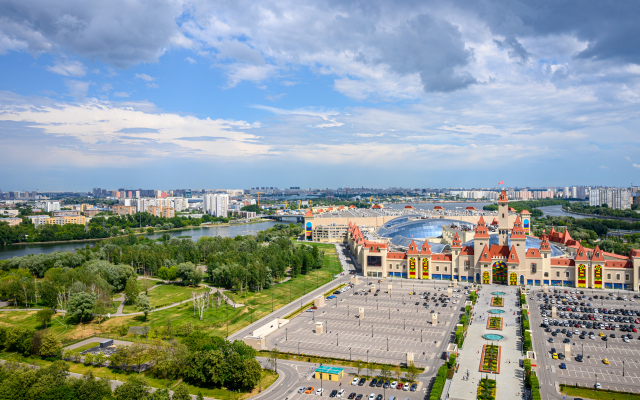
[407,240,419,254]
[452,232,461,248]
[507,245,520,263]
[475,216,490,238]
[574,242,590,261]
[420,240,432,255]
[591,244,605,262]
[498,190,508,203]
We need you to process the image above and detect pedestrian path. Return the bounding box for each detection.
[448,284,525,400]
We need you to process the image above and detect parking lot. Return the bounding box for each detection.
[286,372,426,400]
[530,287,640,393]
[266,278,466,368]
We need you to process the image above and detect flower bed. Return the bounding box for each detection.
[479,345,501,374]
[486,317,503,330]
[477,377,497,400]
[490,297,503,307]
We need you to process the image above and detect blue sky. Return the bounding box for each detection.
[1,0,640,191]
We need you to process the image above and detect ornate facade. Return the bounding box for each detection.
[348,190,640,290]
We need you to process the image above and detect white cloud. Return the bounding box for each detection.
[633,164,640,169]
[100,84,113,92]
[113,92,129,98]
[185,57,196,64]
[147,83,159,89]
[135,73,156,82]
[64,80,91,98]
[46,60,86,77]
[355,133,386,137]
[281,81,299,87]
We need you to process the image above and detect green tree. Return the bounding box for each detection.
[113,375,150,400]
[68,292,96,323]
[157,267,169,281]
[40,332,62,358]
[379,364,392,380]
[171,384,190,400]
[405,361,420,382]
[176,262,202,286]
[36,308,55,328]
[124,277,139,305]
[135,294,152,322]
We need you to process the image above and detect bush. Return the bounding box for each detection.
[455,326,464,347]
[523,331,532,353]
[429,365,448,400]
[520,294,526,305]
[470,291,477,304]
[530,373,541,400]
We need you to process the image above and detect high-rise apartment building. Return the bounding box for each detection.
[589,188,632,210]
[203,193,229,217]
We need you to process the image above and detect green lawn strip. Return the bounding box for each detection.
[258,351,412,372]
[178,369,278,399]
[71,342,102,352]
[0,311,68,336]
[562,385,640,400]
[122,284,206,314]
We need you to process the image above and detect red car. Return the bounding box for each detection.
[396,383,403,389]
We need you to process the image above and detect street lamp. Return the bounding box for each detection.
[421,329,423,342]
[286,328,288,341]
[349,347,351,361]
[387,337,389,351]
[372,326,374,338]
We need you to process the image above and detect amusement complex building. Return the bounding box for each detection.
[306,191,640,290]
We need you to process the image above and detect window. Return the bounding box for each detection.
[626,274,630,281]
[531,263,537,273]
[617,274,621,281]
[556,272,560,278]
[607,274,611,280]
[544,254,547,258]
[436,266,440,272]
[544,272,549,277]
[502,213,505,218]
[565,272,570,278]
[454,268,458,272]
[444,267,448,272]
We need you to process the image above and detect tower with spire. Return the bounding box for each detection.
[498,190,509,246]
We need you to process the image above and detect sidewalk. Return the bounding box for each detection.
[448,285,525,400]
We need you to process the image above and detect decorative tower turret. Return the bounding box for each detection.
[498,190,509,246]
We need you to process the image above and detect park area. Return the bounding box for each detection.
[479,345,501,374]
[490,297,503,307]
[121,283,207,314]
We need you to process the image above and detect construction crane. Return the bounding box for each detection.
[369,195,374,205]
[256,192,264,207]
[243,194,248,206]
[297,200,302,210]
[283,200,288,210]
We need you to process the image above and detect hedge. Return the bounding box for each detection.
[455,326,465,347]
[430,365,448,400]
[530,373,541,400]
[470,291,477,304]
[520,294,526,305]
[524,359,532,388]
[523,331,532,353]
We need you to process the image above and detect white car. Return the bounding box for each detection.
[337,389,345,398]
[316,388,324,395]
[351,378,359,385]
[391,381,397,388]
[369,394,376,400]
[403,382,410,391]
[595,383,602,389]
[298,387,306,393]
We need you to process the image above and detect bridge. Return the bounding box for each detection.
[262,214,305,223]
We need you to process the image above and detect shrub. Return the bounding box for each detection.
[470,291,477,304]
[429,365,448,400]
[455,326,464,347]
[520,294,526,304]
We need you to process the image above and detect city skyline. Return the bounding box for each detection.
[1,1,640,189]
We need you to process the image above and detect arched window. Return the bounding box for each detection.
[531,263,537,273]
[436,266,440,272]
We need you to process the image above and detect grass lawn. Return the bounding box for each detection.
[259,351,413,373]
[71,342,102,352]
[562,386,640,400]
[122,284,206,314]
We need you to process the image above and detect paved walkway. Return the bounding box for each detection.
[448,284,525,400]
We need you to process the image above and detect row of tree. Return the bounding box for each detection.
[567,203,640,219]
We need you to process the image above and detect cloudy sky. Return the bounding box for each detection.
[1,0,639,191]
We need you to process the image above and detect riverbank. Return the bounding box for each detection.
[562,208,640,222]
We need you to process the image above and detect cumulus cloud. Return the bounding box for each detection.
[633,164,640,169]
[185,56,196,64]
[135,73,155,82]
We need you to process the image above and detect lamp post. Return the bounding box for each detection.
[421,329,423,342]
[286,328,288,341]
[623,360,625,377]
[367,350,370,375]
[387,337,389,351]
[349,347,351,361]
[372,326,374,338]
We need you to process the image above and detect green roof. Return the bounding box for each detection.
[315,366,344,374]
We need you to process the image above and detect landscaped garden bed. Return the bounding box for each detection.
[490,297,503,307]
[479,345,501,374]
[477,376,497,400]
[486,317,503,330]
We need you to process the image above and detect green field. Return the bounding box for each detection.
[71,341,101,352]
[562,385,640,400]
[122,284,206,314]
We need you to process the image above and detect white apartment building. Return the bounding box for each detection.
[590,188,632,210]
[38,201,61,212]
[203,193,229,217]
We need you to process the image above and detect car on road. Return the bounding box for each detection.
[396,382,403,389]
[298,387,307,393]
[390,381,397,388]
[559,363,566,369]
[368,395,376,400]
[305,387,315,394]
[351,378,359,386]
[316,388,325,395]
[375,395,383,400]
[376,380,383,387]
[410,383,417,392]
[337,389,345,398]
[348,393,356,399]
[383,380,390,389]
[330,389,338,397]
[358,378,366,386]
[549,338,554,343]
[595,383,602,389]
[403,382,410,391]
[369,379,377,387]
[603,358,609,364]
[355,395,363,400]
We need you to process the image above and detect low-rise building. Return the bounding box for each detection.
[0,217,22,227]
[113,205,137,215]
[45,215,86,226]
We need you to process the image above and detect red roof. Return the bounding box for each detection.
[451,232,461,248]
[407,240,420,255]
[591,245,605,262]
[551,258,575,266]
[349,205,356,208]
[605,260,632,268]
[387,252,407,259]
[433,206,444,210]
[507,245,520,263]
[491,218,499,225]
[304,210,313,217]
[404,205,415,209]
[511,215,526,239]
[488,245,510,259]
[338,206,345,210]
[631,249,640,258]
[372,204,382,209]
[498,190,508,203]
[475,215,490,238]
[520,209,531,214]
[431,254,452,261]
[364,241,388,252]
[526,248,541,258]
[574,243,590,261]
[602,251,629,260]
[420,241,432,255]
[478,244,491,262]
[460,246,474,256]
[465,206,477,210]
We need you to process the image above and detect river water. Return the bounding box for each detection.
[385,201,493,211]
[0,221,280,260]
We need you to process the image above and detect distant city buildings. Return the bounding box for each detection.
[203,193,229,217]
[589,188,632,210]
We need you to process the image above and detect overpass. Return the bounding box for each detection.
[262,214,305,223]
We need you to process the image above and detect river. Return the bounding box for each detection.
[536,205,590,219]
[0,221,280,260]
[384,201,494,211]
